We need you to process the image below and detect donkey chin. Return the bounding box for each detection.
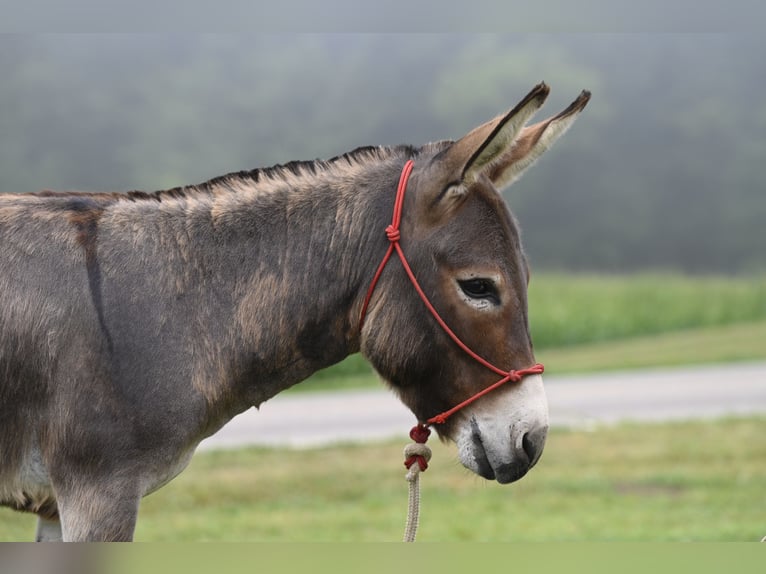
[453,374,549,484]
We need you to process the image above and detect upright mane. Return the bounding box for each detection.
[127,144,420,202]
[24,143,445,203]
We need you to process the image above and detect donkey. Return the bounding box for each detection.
[0,83,589,541]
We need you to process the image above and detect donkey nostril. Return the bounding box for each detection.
[521,426,548,465]
[521,433,535,461]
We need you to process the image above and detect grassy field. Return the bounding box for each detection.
[526,272,766,347]
[536,320,766,373]
[1,417,763,542]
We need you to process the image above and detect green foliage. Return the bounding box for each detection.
[3,417,762,541]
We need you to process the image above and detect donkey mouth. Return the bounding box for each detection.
[469,421,532,484]
[472,443,531,484]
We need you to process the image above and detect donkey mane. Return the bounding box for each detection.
[29,144,422,202]
[196,144,419,195]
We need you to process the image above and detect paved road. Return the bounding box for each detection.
[199,361,766,450]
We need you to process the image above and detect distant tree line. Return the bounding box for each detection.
[1,34,763,273]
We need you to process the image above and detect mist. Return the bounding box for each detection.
[1,34,763,273]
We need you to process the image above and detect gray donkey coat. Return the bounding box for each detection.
[0,83,589,541]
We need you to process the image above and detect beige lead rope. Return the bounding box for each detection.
[403,441,432,542]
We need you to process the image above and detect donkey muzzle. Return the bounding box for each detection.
[455,374,549,484]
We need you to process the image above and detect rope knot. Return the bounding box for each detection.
[409,424,431,443]
[507,370,523,383]
[404,443,432,476]
[428,414,447,425]
[405,425,432,476]
[385,225,401,243]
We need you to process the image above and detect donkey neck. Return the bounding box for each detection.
[187,150,410,407]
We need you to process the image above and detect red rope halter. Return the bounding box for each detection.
[360,159,544,462]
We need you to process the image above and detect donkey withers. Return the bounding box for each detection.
[0,83,589,541]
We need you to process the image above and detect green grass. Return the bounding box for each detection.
[537,320,766,374]
[2,417,763,541]
[527,272,766,348]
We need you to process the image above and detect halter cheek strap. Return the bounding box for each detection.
[359,159,544,430]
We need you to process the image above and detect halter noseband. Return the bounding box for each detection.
[359,159,544,433]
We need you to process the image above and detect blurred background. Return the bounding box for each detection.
[0,34,764,542]
[1,34,764,274]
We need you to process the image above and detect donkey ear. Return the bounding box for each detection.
[438,83,551,187]
[483,90,591,190]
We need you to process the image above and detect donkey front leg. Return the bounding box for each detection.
[35,515,63,542]
[56,483,141,542]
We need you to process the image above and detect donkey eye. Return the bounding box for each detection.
[458,278,499,303]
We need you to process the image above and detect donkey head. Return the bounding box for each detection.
[361,83,590,484]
